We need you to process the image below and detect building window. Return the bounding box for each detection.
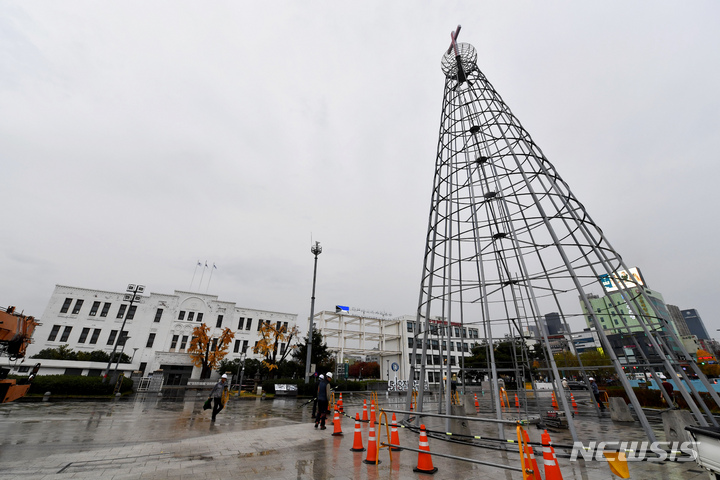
[427,355,433,365]
[126,305,137,320]
[154,309,163,322]
[280,343,286,355]
[431,340,439,350]
[178,311,186,320]
[257,319,263,331]
[407,322,415,333]
[234,340,241,353]
[197,313,203,322]
[71,299,84,315]
[188,312,195,322]
[119,331,129,345]
[238,318,245,330]
[170,335,179,349]
[48,325,61,341]
[89,301,101,316]
[100,303,111,317]
[60,326,73,342]
[180,336,188,350]
[216,315,223,328]
[116,304,127,319]
[246,319,252,330]
[60,298,72,313]
[242,340,248,353]
[107,330,118,346]
[276,321,282,330]
[146,333,156,348]
[78,327,91,343]
[463,343,469,352]
[433,355,440,365]
[89,329,101,345]
[450,356,456,365]
[454,327,460,337]
[283,322,288,330]
[408,338,414,348]
[212,338,218,351]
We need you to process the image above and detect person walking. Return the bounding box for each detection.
[589,377,606,411]
[312,374,324,419]
[209,374,229,422]
[315,372,332,430]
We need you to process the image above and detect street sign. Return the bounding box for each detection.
[391,362,399,372]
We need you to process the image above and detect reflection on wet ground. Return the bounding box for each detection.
[0,391,713,479]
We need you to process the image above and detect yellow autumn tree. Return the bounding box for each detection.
[188,324,235,379]
[252,320,299,372]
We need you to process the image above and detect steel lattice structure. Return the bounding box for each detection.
[405,28,720,442]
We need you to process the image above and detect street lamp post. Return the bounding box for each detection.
[237,351,247,396]
[112,336,130,377]
[304,241,322,383]
[103,284,144,383]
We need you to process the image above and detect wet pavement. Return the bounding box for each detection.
[0,391,714,479]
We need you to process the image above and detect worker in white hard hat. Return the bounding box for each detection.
[315,372,333,429]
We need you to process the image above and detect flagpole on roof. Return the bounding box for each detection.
[190,260,201,290]
[198,260,208,292]
[206,263,217,293]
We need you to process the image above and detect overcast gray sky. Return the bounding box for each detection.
[2,2,719,336]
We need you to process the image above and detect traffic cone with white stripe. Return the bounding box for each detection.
[552,392,558,410]
[370,402,376,425]
[363,422,381,464]
[474,393,479,411]
[362,399,369,422]
[338,393,344,414]
[413,424,438,474]
[390,413,401,451]
[331,408,343,436]
[570,393,578,410]
[515,393,520,408]
[350,413,365,452]
[541,429,564,480]
[522,429,542,480]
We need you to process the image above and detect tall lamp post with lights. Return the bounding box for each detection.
[304,241,322,383]
[103,283,144,383]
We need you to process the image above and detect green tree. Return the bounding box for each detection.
[31,346,129,363]
[292,329,333,374]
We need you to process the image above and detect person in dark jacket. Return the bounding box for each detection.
[315,372,332,429]
[209,374,228,421]
[590,377,606,411]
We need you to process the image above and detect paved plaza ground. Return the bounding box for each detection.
[0,391,715,480]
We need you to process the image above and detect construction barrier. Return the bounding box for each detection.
[413,424,438,474]
[350,413,365,452]
[331,408,343,436]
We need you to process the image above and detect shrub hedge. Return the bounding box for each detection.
[25,375,134,396]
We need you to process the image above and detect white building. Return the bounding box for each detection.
[311,309,480,386]
[6,285,297,385]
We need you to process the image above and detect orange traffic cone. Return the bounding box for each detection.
[570,393,578,410]
[500,389,506,408]
[474,393,479,411]
[370,402,376,425]
[350,413,365,452]
[413,424,438,474]
[515,393,520,408]
[363,422,381,464]
[552,392,558,410]
[522,429,542,480]
[338,393,344,414]
[390,413,402,451]
[331,408,343,436]
[541,429,564,480]
[362,399,369,421]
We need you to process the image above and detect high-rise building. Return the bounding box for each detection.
[681,309,711,340]
[581,288,675,336]
[544,312,563,335]
[667,304,692,337]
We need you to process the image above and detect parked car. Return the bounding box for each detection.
[566,380,588,390]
